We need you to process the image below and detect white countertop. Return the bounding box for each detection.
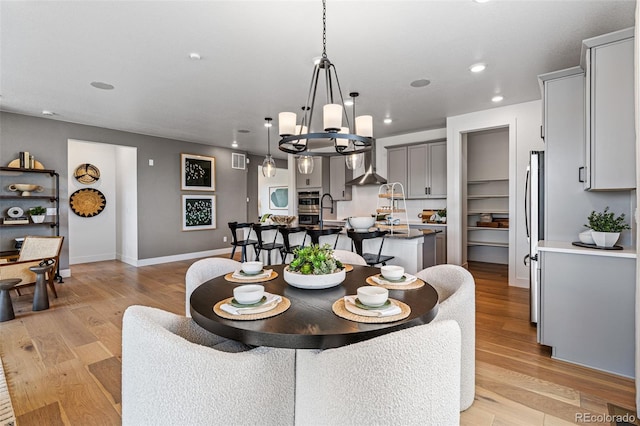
[537,241,637,259]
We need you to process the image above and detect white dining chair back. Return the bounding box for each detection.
[331,249,367,266]
[295,320,461,425]
[416,264,476,411]
[121,305,296,426]
[185,257,240,317]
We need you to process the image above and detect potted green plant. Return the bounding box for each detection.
[284,244,345,289]
[28,206,47,223]
[584,206,630,247]
[436,208,447,223]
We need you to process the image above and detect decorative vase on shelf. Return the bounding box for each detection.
[591,231,620,248]
[30,215,46,223]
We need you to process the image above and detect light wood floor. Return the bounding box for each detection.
[0,259,635,425]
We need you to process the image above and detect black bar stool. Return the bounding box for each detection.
[228,222,258,262]
[252,224,284,265]
[278,226,308,263]
[346,229,395,266]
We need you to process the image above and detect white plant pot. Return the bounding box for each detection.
[283,267,346,289]
[31,215,46,223]
[591,231,620,247]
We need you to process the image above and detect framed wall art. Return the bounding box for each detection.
[182,194,216,231]
[269,186,289,210]
[181,153,215,191]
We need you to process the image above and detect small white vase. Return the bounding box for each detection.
[591,231,620,247]
[31,214,46,223]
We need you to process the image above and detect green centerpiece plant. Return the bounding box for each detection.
[289,244,344,275]
[28,206,47,223]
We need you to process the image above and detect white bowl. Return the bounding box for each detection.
[233,284,265,304]
[380,265,404,281]
[578,230,595,245]
[348,216,375,232]
[357,286,389,307]
[241,261,263,274]
[283,267,345,289]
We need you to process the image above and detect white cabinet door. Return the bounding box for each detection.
[585,34,635,190]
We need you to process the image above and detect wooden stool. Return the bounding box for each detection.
[0,278,22,321]
[29,264,54,311]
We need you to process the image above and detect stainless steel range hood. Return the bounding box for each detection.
[346,143,387,186]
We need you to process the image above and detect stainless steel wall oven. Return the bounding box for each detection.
[298,191,320,225]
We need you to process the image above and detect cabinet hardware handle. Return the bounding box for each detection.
[425,187,428,195]
[306,178,310,186]
[578,167,585,183]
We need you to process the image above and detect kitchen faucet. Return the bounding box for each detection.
[319,193,334,229]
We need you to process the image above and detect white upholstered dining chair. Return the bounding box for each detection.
[331,249,367,266]
[295,320,461,425]
[121,305,296,426]
[184,257,240,317]
[415,264,476,411]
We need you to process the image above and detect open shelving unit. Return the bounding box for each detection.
[465,128,510,265]
[376,182,409,234]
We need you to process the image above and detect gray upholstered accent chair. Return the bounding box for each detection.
[295,320,461,425]
[121,305,296,426]
[331,249,367,266]
[184,257,241,317]
[416,264,476,411]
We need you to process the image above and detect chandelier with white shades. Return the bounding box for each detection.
[278,0,373,174]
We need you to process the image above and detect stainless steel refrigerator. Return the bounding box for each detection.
[525,151,544,323]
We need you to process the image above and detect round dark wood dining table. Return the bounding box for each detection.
[190,264,439,349]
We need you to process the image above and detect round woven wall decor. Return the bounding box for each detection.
[69,188,106,217]
[73,163,101,184]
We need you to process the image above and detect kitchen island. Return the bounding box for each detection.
[244,222,440,274]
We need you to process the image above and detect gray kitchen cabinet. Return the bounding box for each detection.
[408,142,447,199]
[419,224,447,265]
[582,28,635,190]
[539,248,635,378]
[386,146,407,190]
[329,156,352,201]
[387,140,446,200]
[296,157,323,189]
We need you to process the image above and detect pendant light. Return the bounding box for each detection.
[262,117,276,178]
[278,0,374,175]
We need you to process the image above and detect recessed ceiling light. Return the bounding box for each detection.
[90,81,114,90]
[469,63,486,73]
[312,56,322,65]
[473,0,490,3]
[42,110,54,116]
[264,121,273,128]
[189,52,201,60]
[410,79,431,88]
[343,99,354,106]
[231,141,238,148]
[383,118,393,124]
[492,95,504,102]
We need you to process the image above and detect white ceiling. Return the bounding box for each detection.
[0,1,635,159]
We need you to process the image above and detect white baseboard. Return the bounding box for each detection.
[59,268,71,278]
[69,253,116,265]
[134,248,233,267]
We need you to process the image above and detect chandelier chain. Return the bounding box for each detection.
[322,0,327,58]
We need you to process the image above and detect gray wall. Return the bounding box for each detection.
[1,112,250,268]
[246,153,288,222]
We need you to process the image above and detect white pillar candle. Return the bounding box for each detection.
[323,104,342,131]
[279,112,296,136]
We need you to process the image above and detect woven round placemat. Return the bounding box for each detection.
[343,264,354,272]
[332,298,410,323]
[213,296,290,320]
[365,275,425,290]
[224,270,278,283]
